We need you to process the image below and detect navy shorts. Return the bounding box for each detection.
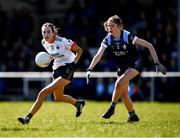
[117,58,142,76]
[53,62,76,81]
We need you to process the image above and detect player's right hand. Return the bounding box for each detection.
[86,69,92,84]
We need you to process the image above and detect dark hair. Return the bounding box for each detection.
[104,15,123,31]
[42,22,59,35]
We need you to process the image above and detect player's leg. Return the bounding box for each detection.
[102,68,139,119]
[18,77,68,124]
[53,63,85,117]
[120,82,139,122]
[120,82,134,112]
[53,78,76,104]
[53,80,85,117]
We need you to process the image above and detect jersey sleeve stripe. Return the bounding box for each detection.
[101,43,107,48]
[132,36,138,45]
[70,42,76,49]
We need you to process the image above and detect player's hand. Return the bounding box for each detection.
[50,55,53,60]
[86,69,92,84]
[154,63,167,75]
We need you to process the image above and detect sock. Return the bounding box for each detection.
[129,110,136,117]
[27,113,33,119]
[74,100,80,108]
[110,101,117,108]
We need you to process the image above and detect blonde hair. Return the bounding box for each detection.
[42,22,60,35]
[103,15,123,31]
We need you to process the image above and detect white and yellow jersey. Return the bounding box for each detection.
[41,36,76,70]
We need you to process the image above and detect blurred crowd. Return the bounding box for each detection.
[0,0,178,72]
[0,0,179,101]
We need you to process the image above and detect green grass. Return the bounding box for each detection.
[0,101,180,137]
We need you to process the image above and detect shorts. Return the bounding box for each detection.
[53,62,75,81]
[117,58,142,76]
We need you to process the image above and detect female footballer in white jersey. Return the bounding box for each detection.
[87,15,167,122]
[18,22,85,124]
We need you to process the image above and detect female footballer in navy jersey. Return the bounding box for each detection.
[18,22,85,124]
[87,15,167,122]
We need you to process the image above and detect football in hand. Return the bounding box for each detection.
[35,52,52,68]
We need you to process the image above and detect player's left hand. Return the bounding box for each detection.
[86,69,92,84]
[154,63,167,75]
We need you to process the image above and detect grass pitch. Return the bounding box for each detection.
[0,101,180,137]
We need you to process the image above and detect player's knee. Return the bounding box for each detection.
[54,95,63,101]
[115,81,122,90]
[37,92,45,100]
[38,89,48,100]
[54,97,63,101]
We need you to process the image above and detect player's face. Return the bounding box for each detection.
[41,26,55,43]
[107,20,120,36]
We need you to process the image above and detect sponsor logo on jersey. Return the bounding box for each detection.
[122,44,127,49]
[50,53,65,58]
[113,51,128,56]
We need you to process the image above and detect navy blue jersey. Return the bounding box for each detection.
[101,29,140,66]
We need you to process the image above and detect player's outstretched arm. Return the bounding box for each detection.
[86,45,106,84]
[71,43,83,64]
[134,37,167,75]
